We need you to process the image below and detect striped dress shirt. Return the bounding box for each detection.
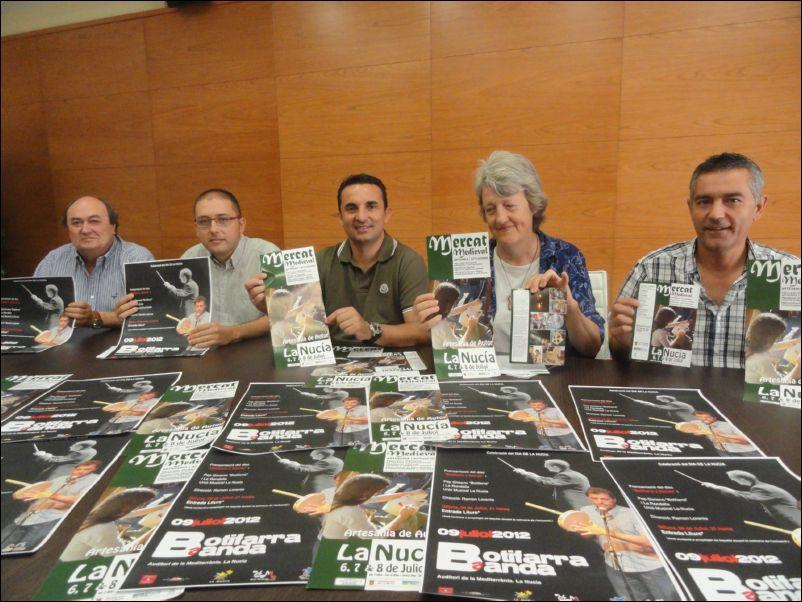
[33,237,154,312]
[617,239,798,368]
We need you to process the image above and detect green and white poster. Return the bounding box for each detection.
[744,258,801,408]
[368,374,450,444]
[307,442,434,592]
[262,247,336,369]
[426,233,498,380]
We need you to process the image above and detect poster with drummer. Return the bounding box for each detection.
[510,287,568,366]
[31,431,207,601]
[603,457,801,601]
[1,374,71,423]
[308,442,435,592]
[631,282,700,367]
[121,447,347,590]
[1,372,181,443]
[569,386,765,460]
[213,382,371,454]
[262,247,336,369]
[102,258,212,359]
[426,233,499,380]
[744,258,801,408]
[1,276,75,353]
[1,435,129,556]
[422,449,683,601]
[368,374,451,444]
[136,381,238,454]
[435,380,585,451]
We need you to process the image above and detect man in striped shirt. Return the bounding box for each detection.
[609,153,798,368]
[33,196,154,329]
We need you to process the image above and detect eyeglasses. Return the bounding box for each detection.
[194,215,241,229]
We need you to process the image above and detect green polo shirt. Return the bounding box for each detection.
[317,233,428,345]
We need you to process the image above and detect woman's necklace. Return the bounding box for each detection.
[496,238,540,310]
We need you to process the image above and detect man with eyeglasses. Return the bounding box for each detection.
[34,196,154,328]
[117,189,278,348]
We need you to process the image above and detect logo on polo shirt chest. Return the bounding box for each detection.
[379,283,389,294]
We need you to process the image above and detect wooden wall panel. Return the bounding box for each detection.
[277,61,430,159]
[274,1,429,76]
[280,152,431,257]
[45,92,155,170]
[155,161,284,260]
[432,39,622,150]
[1,37,43,106]
[621,19,801,140]
[50,166,162,256]
[36,20,148,100]
[151,78,278,166]
[1,102,56,276]
[624,1,800,36]
[617,132,801,241]
[432,1,623,58]
[144,1,274,90]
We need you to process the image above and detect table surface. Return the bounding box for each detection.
[2,329,799,601]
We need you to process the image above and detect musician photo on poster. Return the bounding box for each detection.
[436,380,584,451]
[1,436,129,556]
[1,277,75,354]
[604,457,800,601]
[422,449,682,601]
[102,258,212,359]
[120,448,347,590]
[569,386,765,460]
[1,372,181,442]
[214,383,370,454]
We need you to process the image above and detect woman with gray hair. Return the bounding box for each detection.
[415,150,604,358]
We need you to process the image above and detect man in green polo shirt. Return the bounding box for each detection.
[246,174,429,347]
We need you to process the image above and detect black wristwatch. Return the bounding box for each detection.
[365,322,383,345]
[90,311,104,329]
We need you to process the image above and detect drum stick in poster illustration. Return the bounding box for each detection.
[272,488,329,515]
[29,325,44,335]
[5,479,33,488]
[649,416,708,435]
[155,271,166,284]
[744,520,801,547]
[487,407,542,423]
[93,400,112,406]
[524,501,593,530]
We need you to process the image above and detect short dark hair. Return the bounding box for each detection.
[689,152,764,202]
[585,486,616,501]
[194,189,242,216]
[195,295,207,305]
[337,174,388,211]
[61,196,119,231]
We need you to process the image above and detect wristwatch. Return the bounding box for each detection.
[90,311,104,329]
[365,322,383,345]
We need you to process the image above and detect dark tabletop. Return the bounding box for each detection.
[2,329,799,600]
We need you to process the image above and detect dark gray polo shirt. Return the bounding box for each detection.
[317,233,428,344]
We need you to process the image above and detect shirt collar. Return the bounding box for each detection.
[73,235,121,267]
[336,232,397,265]
[688,237,756,282]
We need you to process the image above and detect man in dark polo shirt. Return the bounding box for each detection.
[246,174,429,347]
